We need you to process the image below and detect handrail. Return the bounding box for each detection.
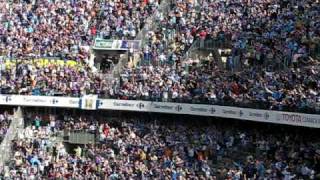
[111,0,172,77]
[0,56,81,61]
[0,107,24,166]
[183,37,320,71]
[183,39,200,60]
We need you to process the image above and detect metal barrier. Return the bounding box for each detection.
[183,39,201,60]
[181,38,230,70]
[0,57,82,65]
[184,37,320,71]
[63,130,96,145]
[0,107,24,166]
[136,0,172,46]
[111,0,173,76]
[0,55,88,62]
[313,42,320,59]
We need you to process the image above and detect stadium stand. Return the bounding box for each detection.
[0,0,319,113]
[0,0,319,179]
[1,111,319,179]
[0,0,97,60]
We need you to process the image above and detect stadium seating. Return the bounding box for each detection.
[0,0,319,114]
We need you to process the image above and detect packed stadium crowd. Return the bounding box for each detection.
[97,0,160,40]
[118,65,320,113]
[0,0,319,113]
[0,0,99,60]
[138,0,320,66]
[1,112,319,179]
[119,0,320,112]
[0,59,111,96]
[0,0,162,59]
[0,0,319,179]
[1,58,319,113]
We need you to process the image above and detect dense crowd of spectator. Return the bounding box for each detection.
[118,64,320,113]
[2,112,320,179]
[0,59,113,97]
[1,0,318,62]
[119,0,320,112]
[199,0,320,69]
[0,0,319,114]
[97,0,161,40]
[0,0,159,59]
[0,0,319,178]
[0,58,319,113]
[138,0,320,68]
[0,0,99,60]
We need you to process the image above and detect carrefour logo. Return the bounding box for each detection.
[51,99,59,104]
[210,107,216,114]
[239,110,244,117]
[136,103,144,109]
[175,105,182,112]
[5,96,12,102]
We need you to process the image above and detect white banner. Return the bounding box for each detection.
[98,99,150,112]
[275,112,320,128]
[0,95,319,128]
[0,95,80,108]
[97,99,320,128]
